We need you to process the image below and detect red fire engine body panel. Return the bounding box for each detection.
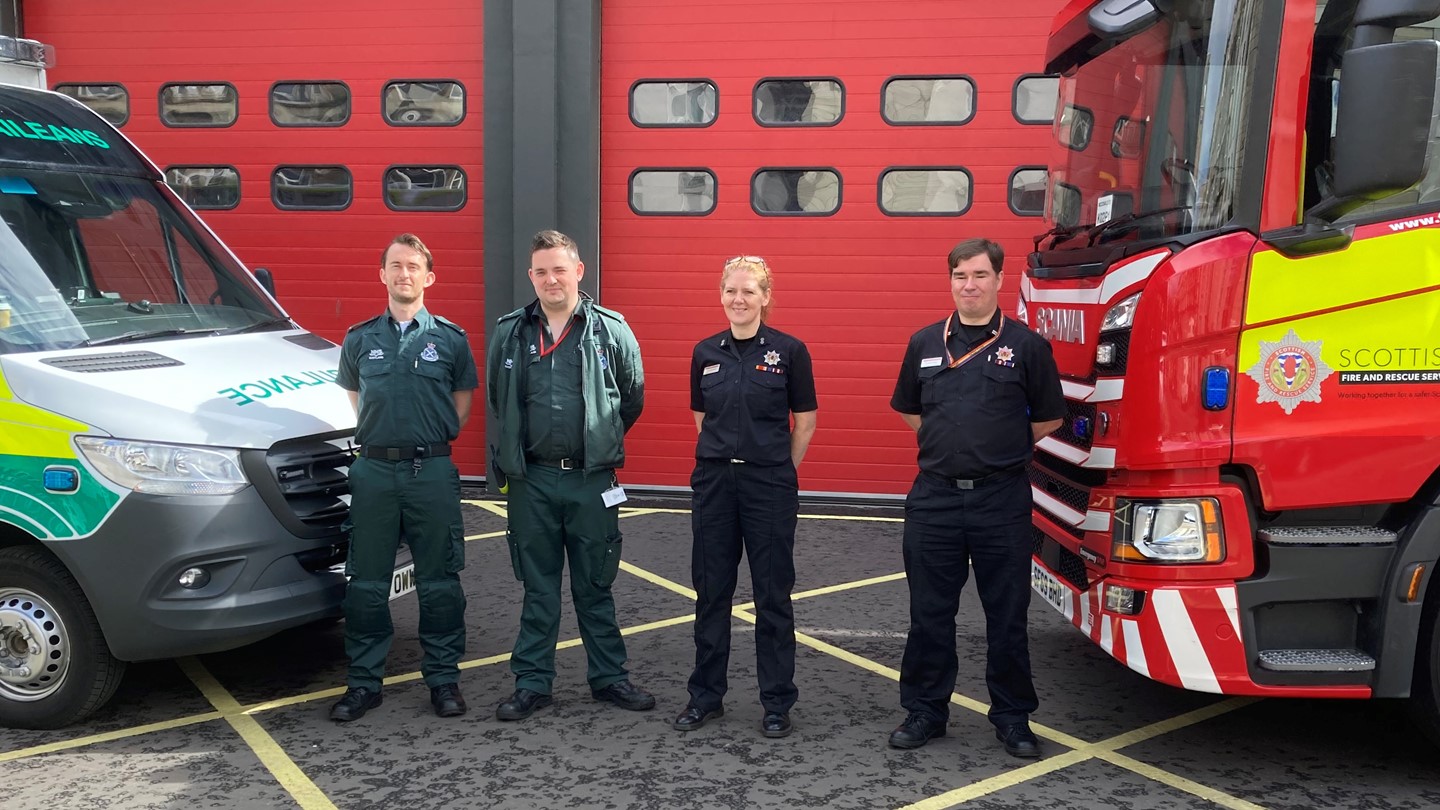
[28,0,487,472]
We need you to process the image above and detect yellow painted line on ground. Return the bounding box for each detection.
[798,513,905,523]
[620,507,664,518]
[462,499,508,519]
[1090,697,1260,752]
[619,559,699,600]
[1100,751,1267,810]
[0,710,223,764]
[464,529,505,542]
[897,749,1093,810]
[179,657,337,810]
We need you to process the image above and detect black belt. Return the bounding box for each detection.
[529,456,583,470]
[929,465,1025,490]
[359,443,451,461]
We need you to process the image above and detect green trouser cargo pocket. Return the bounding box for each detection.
[595,532,623,588]
[507,529,524,582]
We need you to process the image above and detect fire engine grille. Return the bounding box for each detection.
[1031,526,1090,591]
[1058,399,1097,450]
[1029,457,1093,518]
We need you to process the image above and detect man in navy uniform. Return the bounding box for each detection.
[888,237,1064,758]
[330,233,478,722]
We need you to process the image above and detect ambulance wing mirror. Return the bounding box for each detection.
[253,267,276,297]
[1328,39,1438,204]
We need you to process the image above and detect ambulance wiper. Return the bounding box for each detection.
[216,316,295,336]
[78,328,214,347]
[1085,205,1192,246]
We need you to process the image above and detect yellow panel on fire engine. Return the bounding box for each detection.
[1246,228,1440,325]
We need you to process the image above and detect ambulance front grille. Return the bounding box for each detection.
[263,436,353,533]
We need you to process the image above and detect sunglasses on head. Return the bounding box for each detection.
[725,255,768,267]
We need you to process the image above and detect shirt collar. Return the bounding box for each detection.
[948,309,1002,339]
[384,306,433,331]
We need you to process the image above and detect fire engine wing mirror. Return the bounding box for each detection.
[1329,39,1438,203]
[1087,0,1162,40]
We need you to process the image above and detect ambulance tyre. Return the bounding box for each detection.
[0,546,126,729]
[1412,579,1440,747]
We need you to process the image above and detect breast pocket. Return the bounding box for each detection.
[700,365,732,413]
[412,357,450,383]
[981,363,1024,411]
[746,367,789,420]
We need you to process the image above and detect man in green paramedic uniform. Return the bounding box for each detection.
[488,229,653,720]
[330,233,479,722]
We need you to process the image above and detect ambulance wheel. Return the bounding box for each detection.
[0,546,125,729]
[1411,578,1440,747]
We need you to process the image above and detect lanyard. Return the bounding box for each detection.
[943,314,1004,369]
[536,316,577,358]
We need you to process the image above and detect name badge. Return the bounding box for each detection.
[702,363,721,375]
[601,486,628,507]
[920,356,943,368]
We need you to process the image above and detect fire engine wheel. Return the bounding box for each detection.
[1411,578,1440,747]
[0,546,125,729]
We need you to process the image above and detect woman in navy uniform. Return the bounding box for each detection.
[673,255,818,738]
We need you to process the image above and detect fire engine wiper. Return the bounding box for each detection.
[1033,223,1089,252]
[1085,205,1192,246]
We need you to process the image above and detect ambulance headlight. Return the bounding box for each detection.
[1112,497,1224,563]
[75,437,249,496]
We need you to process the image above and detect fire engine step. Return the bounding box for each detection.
[1259,526,1397,546]
[1257,649,1377,672]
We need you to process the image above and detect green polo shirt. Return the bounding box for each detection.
[337,307,479,447]
[523,304,586,462]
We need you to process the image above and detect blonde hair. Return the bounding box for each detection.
[721,255,774,322]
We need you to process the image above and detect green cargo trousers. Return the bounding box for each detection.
[506,465,627,693]
[342,456,466,691]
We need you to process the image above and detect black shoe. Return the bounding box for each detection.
[671,705,723,731]
[496,688,553,721]
[761,712,792,739]
[888,712,947,749]
[329,687,383,722]
[431,683,467,718]
[996,722,1041,758]
[592,679,656,711]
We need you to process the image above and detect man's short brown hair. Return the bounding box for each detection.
[383,233,433,271]
[947,238,1004,274]
[531,229,581,263]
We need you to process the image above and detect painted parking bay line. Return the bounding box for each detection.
[0,709,223,764]
[179,657,338,810]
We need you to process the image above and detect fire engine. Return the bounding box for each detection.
[1024,0,1440,740]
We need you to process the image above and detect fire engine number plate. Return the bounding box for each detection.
[1031,559,1069,614]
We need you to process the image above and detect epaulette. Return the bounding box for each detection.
[434,315,467,335]
[497,307,525,324]
[590,302,628,323]
[346,314,384,333]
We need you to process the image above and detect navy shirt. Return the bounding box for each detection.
[691,324,817,466]
[891,309,1064,478]
[337,308,479,447]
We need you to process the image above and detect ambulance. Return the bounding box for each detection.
[0,51,404,728]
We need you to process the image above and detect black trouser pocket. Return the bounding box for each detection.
[506,529,524,582]
[595,532,623,588]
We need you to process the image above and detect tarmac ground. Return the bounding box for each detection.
[3,492,1439,809]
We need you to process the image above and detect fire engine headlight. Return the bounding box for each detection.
[1100,292,1141,332]
[76,437,250,496]
[1113,497,1224,563]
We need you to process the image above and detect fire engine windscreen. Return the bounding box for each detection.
[1043,0,1265,249]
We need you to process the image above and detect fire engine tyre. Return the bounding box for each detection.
[0,546,125,729]
[1412,579,1440,747]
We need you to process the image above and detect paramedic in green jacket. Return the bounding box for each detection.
[330,233,478,723]
[488,229,652,720]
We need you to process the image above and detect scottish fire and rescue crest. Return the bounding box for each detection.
[764,350,780,366]
[1245,328,1333,415]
